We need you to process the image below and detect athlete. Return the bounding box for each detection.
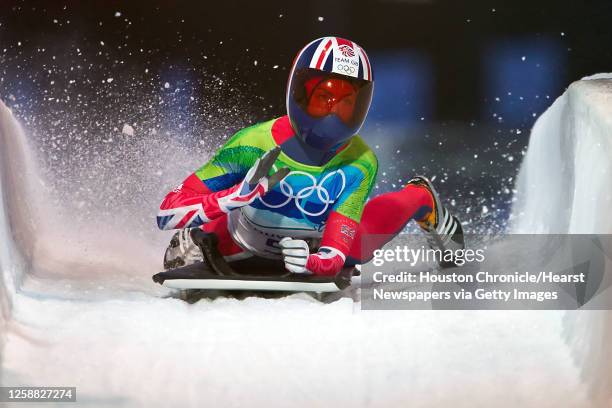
[157,36,463,277]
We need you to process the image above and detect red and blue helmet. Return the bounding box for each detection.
[287,37,374,151]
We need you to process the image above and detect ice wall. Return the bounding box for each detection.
[512,75,612,407]
[511,75,612,234]
[0,100,39,365]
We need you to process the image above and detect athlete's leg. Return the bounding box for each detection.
[201,215,248,260]
[346,183,433,265]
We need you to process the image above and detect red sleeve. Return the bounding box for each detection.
[305,211,358,276]
[157,173,257,230]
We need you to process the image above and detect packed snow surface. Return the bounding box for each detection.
[2,76,612,407]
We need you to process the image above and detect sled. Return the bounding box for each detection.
[152,229,356,293]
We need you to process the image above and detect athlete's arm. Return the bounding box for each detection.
[157,130,286,230]
[157,172,266,231]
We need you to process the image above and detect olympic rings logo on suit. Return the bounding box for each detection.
[336,64,355,74]
[258,167,346,217]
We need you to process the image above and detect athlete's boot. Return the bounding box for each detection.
[407,176,465,254]
[163,228,204,269]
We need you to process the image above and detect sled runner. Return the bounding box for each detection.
[152,229,356,293]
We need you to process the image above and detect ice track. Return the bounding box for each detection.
[1,77,612,407]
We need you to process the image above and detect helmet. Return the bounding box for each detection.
[287,37,374,151]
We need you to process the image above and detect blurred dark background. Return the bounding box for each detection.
[1,0,611,232]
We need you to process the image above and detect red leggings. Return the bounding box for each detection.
[346,183,432,264]
[203,183,433,264]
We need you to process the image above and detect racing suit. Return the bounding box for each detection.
[158,116,434,276]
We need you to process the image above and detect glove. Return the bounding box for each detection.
[279,237,312,275]
[279,237,346,276]
[217,147,289,212]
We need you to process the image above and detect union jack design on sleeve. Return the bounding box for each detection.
[157,168,279,230]
[157,173,240,230]
[157,146,288,231]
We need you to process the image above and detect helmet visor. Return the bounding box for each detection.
[289,68,373,129]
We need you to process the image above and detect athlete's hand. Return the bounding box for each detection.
[217,147,289,212]
[280,236,347,277]
[279,237,312,275]
[245,147,289,191]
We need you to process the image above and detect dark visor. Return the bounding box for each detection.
[289,68,373,129]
